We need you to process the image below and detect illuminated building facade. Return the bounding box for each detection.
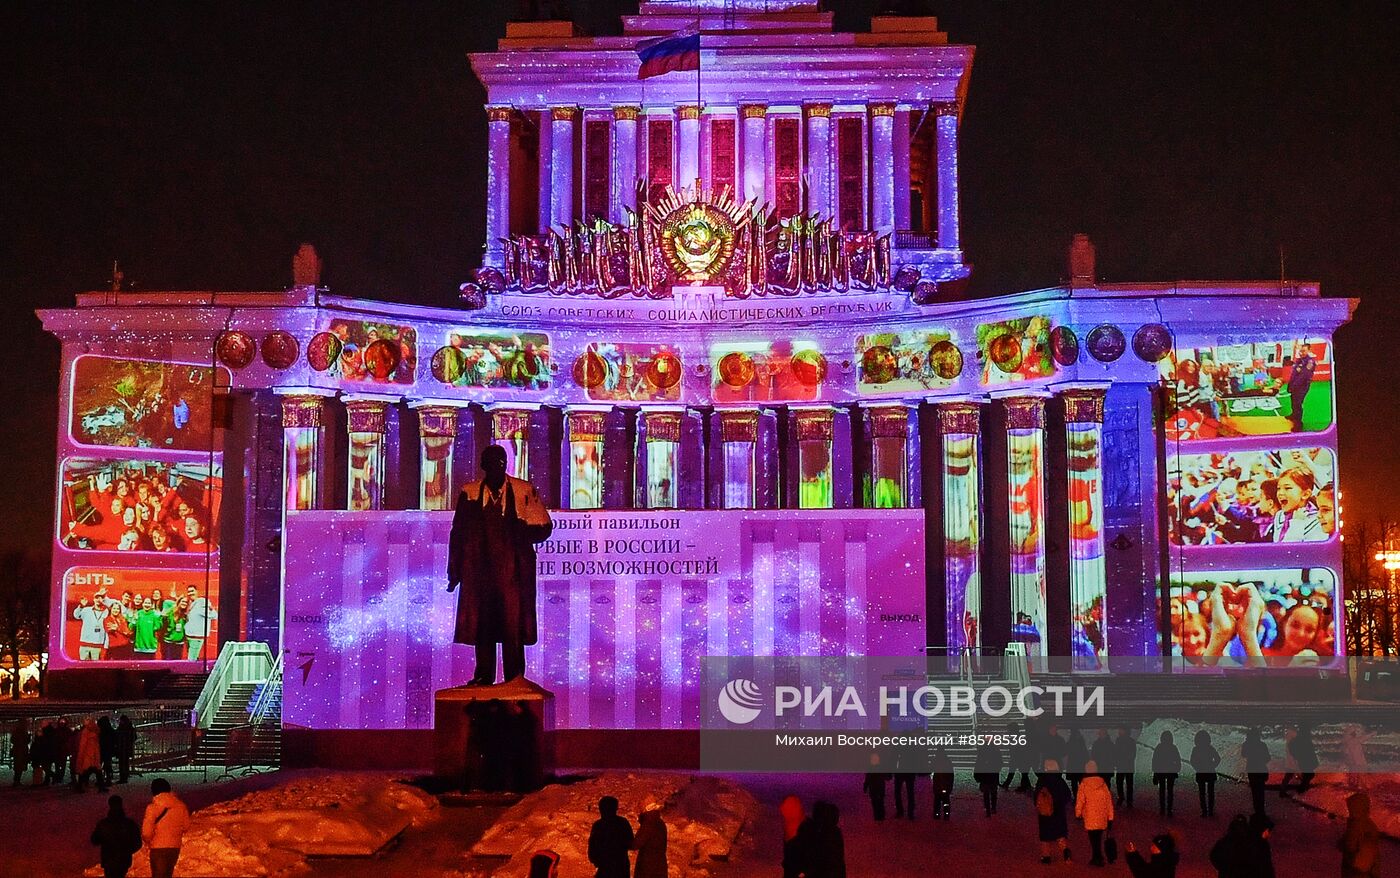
[40,1,1353,736]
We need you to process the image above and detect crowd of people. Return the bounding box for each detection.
[1166,575,1335,662]
[71,583,217,662]
[1168,449,1335,546]
[63,469,215,553]
[8,714,137,790]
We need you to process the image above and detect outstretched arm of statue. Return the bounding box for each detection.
[447,488,471,591]
[516,485,554,543]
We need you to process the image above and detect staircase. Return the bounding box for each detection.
[146,671,208,703]
[194,681,281,768]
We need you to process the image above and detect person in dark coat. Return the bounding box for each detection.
[796,800,846,878]
[779,795,805,878]
[97,717,117,785]
[1285,344,1317,432]
[1210,814,1275,878]
[115,715,136,784]
[862,751,889,821]
[587,796,634,878]
[1002,723,1034,792]
[891,749,917,820]
[973,740,1003,816]
[1034,760,1073,864]
[1241,728,1271,818]
[929,746,955,820]
[1152,730,1181,817]
[54,717,75,783]
[1280,723,1317,796]
[29,721,51,785]
[1190,729,1221,818]
[8,718,29,786]
[447,445,554,686]
[1065,729,1089,795]
[1090,729,1115,780]
[91,794,142,878]
[1113,726,1138,807]
[1125,832,1179,878]
[631,803,667,878]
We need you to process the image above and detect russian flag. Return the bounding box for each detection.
[636,28,700,80]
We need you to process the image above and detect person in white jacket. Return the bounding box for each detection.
[141,778,191,878]
[182,585,217,661]
[73,596,112,661]
[1075,760,1116,867]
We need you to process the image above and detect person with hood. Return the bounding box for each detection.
[142,778,191,878]
[587,795,634,878]
[1151,730,1181,817]
[779,795,805,878]
[1241,728,1271,818]
[1075,760,1116,866]
[1190,729,1221,818]
[929,746,955,820]
[115,715,136,784]
[862,751,889,821]
[8,718,29,786]
[1125,833,1179,878]
[74,717,108,791]
[973,739,1004,817]
[1210,814,1275,878]
[1113,726,1138,807]
[98,716,117,785]
[1034,759,1074,864]
[631,802,667,878]
[54,717,75,783]
[1280,723,1317,796]
[91,794,142,878]
[796,800,845,878]
[1339,791,1380,877]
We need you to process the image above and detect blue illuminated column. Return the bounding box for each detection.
[549,106,577,228]
[611,105,639,223]
[869,102,896,234]
[491,405,535,480]
[804,103,833,218]
[893,104,912,230]
[1004,395,1048,657]
[719,409,759,509]
[344,397,392,511]
[933,100,961,252]
[412,403,460,511]
[677,104,700,191]
[741,104,767,203]
[940,401,982,651]
[640,409,682,509]
[565,406,607,510]
[793,407,835,509]
[485,105,512,267]
[1063,388,1108,663]
[536,109,552,233]
[279,393,327,511]
[865,403,910,508]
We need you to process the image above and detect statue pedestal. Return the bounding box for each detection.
[433,678,555,791]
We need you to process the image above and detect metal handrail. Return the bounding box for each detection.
[191,641,273,730]
[248,652,283,727]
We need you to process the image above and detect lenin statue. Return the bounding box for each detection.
[447,445,553,685]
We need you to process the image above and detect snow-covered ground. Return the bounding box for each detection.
[465,772,758,878]
[84,772,439,877]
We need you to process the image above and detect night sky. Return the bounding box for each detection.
[4,1,1397,557]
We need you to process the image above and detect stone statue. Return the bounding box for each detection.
[446,445,553,685]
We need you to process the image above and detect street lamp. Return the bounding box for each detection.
[1373,550,1400,571]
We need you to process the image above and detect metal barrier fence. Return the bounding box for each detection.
[1,706,200,776]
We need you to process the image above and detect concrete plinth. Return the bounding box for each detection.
[434,677,555,791]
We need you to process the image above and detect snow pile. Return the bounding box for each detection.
[86,772,439,877]
[1298,777,1400,839]
[470,772,758,878]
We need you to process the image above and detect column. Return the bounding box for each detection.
[279,393,327,511]
[718,409,759,509]
[865,403,910,508]
[792,407,835,509]
[741,104,767,204]
[491,405,536,479]
[1004,395,1048,657]
[536,109,553,234]
[639,409,682,509]
[933,100,961,251]
[485,105,512,266]
[869,102,896,235]
[939,401,982,652]
[676,104,701,192]
[611,106,640,224]
[1063,388,1108,665]
[413,403,460,511]
[549,106,577,229]
[565,407,607,509]
[803,103,833,218]
[893,104,912,230]
[344,397,391,511]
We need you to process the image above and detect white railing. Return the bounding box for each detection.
[248,652,283,727]
[191,641,274,729]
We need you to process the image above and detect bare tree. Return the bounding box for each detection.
[1343,519,1400,657]
[0,550,48,698]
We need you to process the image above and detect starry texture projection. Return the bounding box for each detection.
[282,509,925,730]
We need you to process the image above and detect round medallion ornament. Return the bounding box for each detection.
[572,351,607,389]
[431,346,465,384]
[658,203,739,283]
[912,280,939,305]
[717,352,756,389]
[988,333,1024,374]
[1132,323,1173,362]
[474,267,506,293]
[929,340,963,380]
[363,339,402,381]
[306,331,343,372]
[458,282,486,310]
[1087,324,1127,362]
[645,351,682,390]
[215,331,256,370]
[1050,325,1080,366]
[791,349,828,387]
[893,266,920,292]
[861,345,898,385]
[259,331,299,369]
